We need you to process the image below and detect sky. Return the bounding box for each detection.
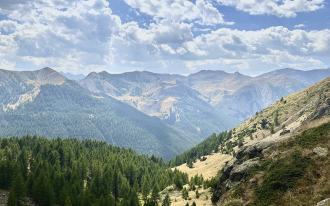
[0,0,329,75]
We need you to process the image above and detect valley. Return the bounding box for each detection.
[0,67,329,160]
[0,71,329,206]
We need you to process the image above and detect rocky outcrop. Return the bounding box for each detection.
[316,198,330,206]
[229,158,260,182]
[313,147,328,157]
[235,143,267,161]
[212,143,269,202]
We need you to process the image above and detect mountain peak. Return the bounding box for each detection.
[35,67,66,85]
[85,71,111,80]
[194,69,228,75]
[38,67,57,73]
[99,71,110,75]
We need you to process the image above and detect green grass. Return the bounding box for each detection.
[253,152,312,206]
[293,122,330,148]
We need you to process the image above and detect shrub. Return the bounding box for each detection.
[254,152,311,206]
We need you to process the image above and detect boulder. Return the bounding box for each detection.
[236,145,264,161]
[229,158,260,182]
[313,147,328,157]
[316,198,330,206]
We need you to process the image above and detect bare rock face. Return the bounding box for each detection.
[316,198,330,206]
[229,158,260,182]
[212,144,267,202]
[313,147,328,157]
[236,144,266,161]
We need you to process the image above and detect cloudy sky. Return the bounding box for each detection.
[0,0,329,75]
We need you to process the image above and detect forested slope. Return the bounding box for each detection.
[0,137,188,206]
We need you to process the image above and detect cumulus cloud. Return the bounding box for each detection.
[217,0,325,17]
[105,21,330,73]
[0,0,121,72]
[123,0,232,25]
[294,24,305,28]
[0,0,329,74]
[178,26,330,72]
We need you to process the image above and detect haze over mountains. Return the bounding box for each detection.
[0,67,329,158]
[80,68,330,137]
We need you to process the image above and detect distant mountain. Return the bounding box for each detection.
[80,71,234,140]
[80,68,330,140]
[188,68,330,122]
[60,71,85,80]
[0,68,197,159]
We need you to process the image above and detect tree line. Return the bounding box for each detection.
[170,131,232,166]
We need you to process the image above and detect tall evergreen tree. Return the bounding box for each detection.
[8,171,25,206]
[161,194,171,206]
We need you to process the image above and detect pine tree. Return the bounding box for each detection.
[151,185,160,202]
[141,176,150,201]
[161,194,171,206]
[144,198,157,206]
[8,171,25,206]
[32,174,55,206]
[186,160,193,168]
[195,189,200,199]
[182,188,189,200]
[64,196,72,206]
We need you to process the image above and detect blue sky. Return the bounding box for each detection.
[0,0,329,75]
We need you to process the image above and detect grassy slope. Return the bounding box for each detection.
[232,77,330,144]
[219,121,330,206]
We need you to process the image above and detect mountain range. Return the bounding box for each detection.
[0,67,329,158]
[80,68,330,138]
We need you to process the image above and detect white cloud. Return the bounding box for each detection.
[123,0,232,25]
[107,22,330,74]
[0,0,329,75]
[179,26,330,73]
[0,0,121,72]
[182,26,330,59]
[294,23,305,28]
[217,0,325,17]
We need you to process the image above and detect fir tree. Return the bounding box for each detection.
[182,188,189,200]
[161,194,171,206]
[8,171,25,206]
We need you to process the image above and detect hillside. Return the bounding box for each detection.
[173,77,330,205]
[0,136,188,206]
[213,118,330,205]
[0,68,196,159]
